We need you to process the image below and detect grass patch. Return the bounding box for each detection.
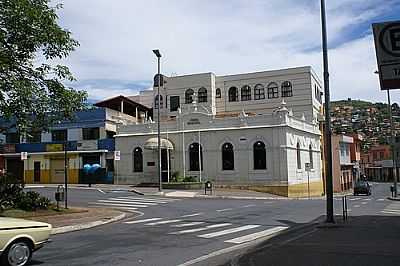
[0,205,87,219]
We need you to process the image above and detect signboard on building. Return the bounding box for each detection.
[372,21,400,90]
[21,152,28,160]
[77,140,97,151]
[3,144,16,153]
[114,151,121,161]
[305,163,311,172]
[46,144,63,152]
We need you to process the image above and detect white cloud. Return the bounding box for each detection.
[54,0,400,102]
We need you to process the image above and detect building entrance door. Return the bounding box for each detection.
[161,149,170,182]
[50,159,65,183]
[34,162,41,183]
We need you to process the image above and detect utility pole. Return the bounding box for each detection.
[153,49,162,192]
[320,0,334,223]
[64,139,68,209]
[387,90,398,196]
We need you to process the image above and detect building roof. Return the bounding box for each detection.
[94,95,151,116]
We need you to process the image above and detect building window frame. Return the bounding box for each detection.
[241,85,251,101]
[51,129,67,142]
[82,127,100,140]
[254,84,265,100]
[253,141,267,170]
[198,87,207,103]
[189,142,203,171]
[228,87,239,102]
[185,89,194,104]
[222,142,234,170]
[133,147,143,172]
[216,88,221,99]
[267,82,279,99]
[297,142,301,169]
[281,81,293,97]
[154,95,163,109]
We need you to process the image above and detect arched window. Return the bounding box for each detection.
[216,88,221,99]
[253,141,266,169]
[222,142,234,170]
[281,81,293,97]
[133,147,143,172]
[297,142,301,169]
[254,84,265,100]
[154,95,163,109]
[228,87,238,102]
[185,89,194,104]
[198,87,207,103]
[309,144,313,169]
[241,85,251,101]
[267,82,279,99]
[189,143,203,171]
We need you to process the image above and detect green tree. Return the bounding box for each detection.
[0,0,87,135]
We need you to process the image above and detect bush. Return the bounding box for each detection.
[0,174,51,212]
[15,191,51,211]
[0,175,24,211]
[183,176,197,182]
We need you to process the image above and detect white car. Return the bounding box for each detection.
[0,217,52,266]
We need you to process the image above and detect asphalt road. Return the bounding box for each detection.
[27,182,395,266]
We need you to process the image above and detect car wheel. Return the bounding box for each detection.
[1,240,32,266]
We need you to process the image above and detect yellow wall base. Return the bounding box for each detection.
[246,181,324,198]
[24,169,79,184]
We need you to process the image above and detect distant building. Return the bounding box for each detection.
[361,144,395,182]
[0,96,150,184]
[331,134,354,192]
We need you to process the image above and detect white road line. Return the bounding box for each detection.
[383,209,400,212]
[180,213,203,218]
[354,205,360,208]
[90,202,149,208]
[125,218,163,224]
[198,225,261,239]
[118,196,180,202]
[224,226,288,244]
[216,208,233,212]
[363,199,371,201]
[241,204,256,208]
[98,199,158,205]
[377,199,385,201]
[361,202,368,205]
[170,223,232,235]
[97,189,106,194]
[146,219,182,226]
[172,222,205,228]
[381,210,400,215]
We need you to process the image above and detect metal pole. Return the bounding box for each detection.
[308,171,310,199]
[198,131,202,182]
[182,121,186,179]
[321,0,334,223]
[387,90,398,197]
[157,56,162,192]
[64,140,68,209]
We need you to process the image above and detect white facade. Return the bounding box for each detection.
[115,67,324,197]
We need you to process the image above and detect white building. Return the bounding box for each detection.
[115,66,324,197]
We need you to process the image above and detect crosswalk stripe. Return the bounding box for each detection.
[224,226,288,244]
[146,219,182,226]
[172,222,205,228]
[198,225,261,239]
[383,209,400,212]
[381,210,400,215]
[377,199,385,201]
[97,199,157,206]
[90,202,149,208]
[180,213,203,218]
[216,208,233,212]
[117,196,179,202]
[170,223,232,235]
[125,218,163,224]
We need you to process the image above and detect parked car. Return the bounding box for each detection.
[0,217,52,266]
[353,180,371,196]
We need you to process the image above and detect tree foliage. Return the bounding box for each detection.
[0,0,87,135]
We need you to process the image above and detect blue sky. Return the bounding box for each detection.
[55,0,400,103]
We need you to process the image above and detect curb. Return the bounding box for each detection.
[387,196,400,201]
[51,212,127,235]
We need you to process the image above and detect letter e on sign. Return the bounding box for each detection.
[114,151,121,161]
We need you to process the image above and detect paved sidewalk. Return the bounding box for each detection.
[225,215,400,266]
[25,207,130,235]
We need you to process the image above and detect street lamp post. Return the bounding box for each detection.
[64,139,68,209]
[153,49,162,192]
[320,0,334,223]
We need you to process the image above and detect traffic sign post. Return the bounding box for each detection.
[373,20,400,197]
[305,163,311,199]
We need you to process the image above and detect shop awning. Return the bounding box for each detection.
[144,138,174,150]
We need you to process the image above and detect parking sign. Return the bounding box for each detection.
[114,151,121,161]
[372,21,400,90]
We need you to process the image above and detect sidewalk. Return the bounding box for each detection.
[25,207,130,235]
[228,215,400,266]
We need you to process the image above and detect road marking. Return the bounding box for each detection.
[125,218,163,224]
[361,202,368,205]
[382,209,400,212]
[117,196,179,202]
[170,223,232,235]
[224,226,288,244]
[377,198,385,201]
[25,185,45,188]
[97,189,106,194]
[146,219,182,226]
[241,204,256,208]
[198,225,261,238]
[354,205,360,207]
[172,222,205,228]
[180,213,203,218]
[363,199,371,201]
[216,208,233,212]
[350,198,361,201]
[381,210,400,215]
[90,202,149,208]
[98,199,158,206]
